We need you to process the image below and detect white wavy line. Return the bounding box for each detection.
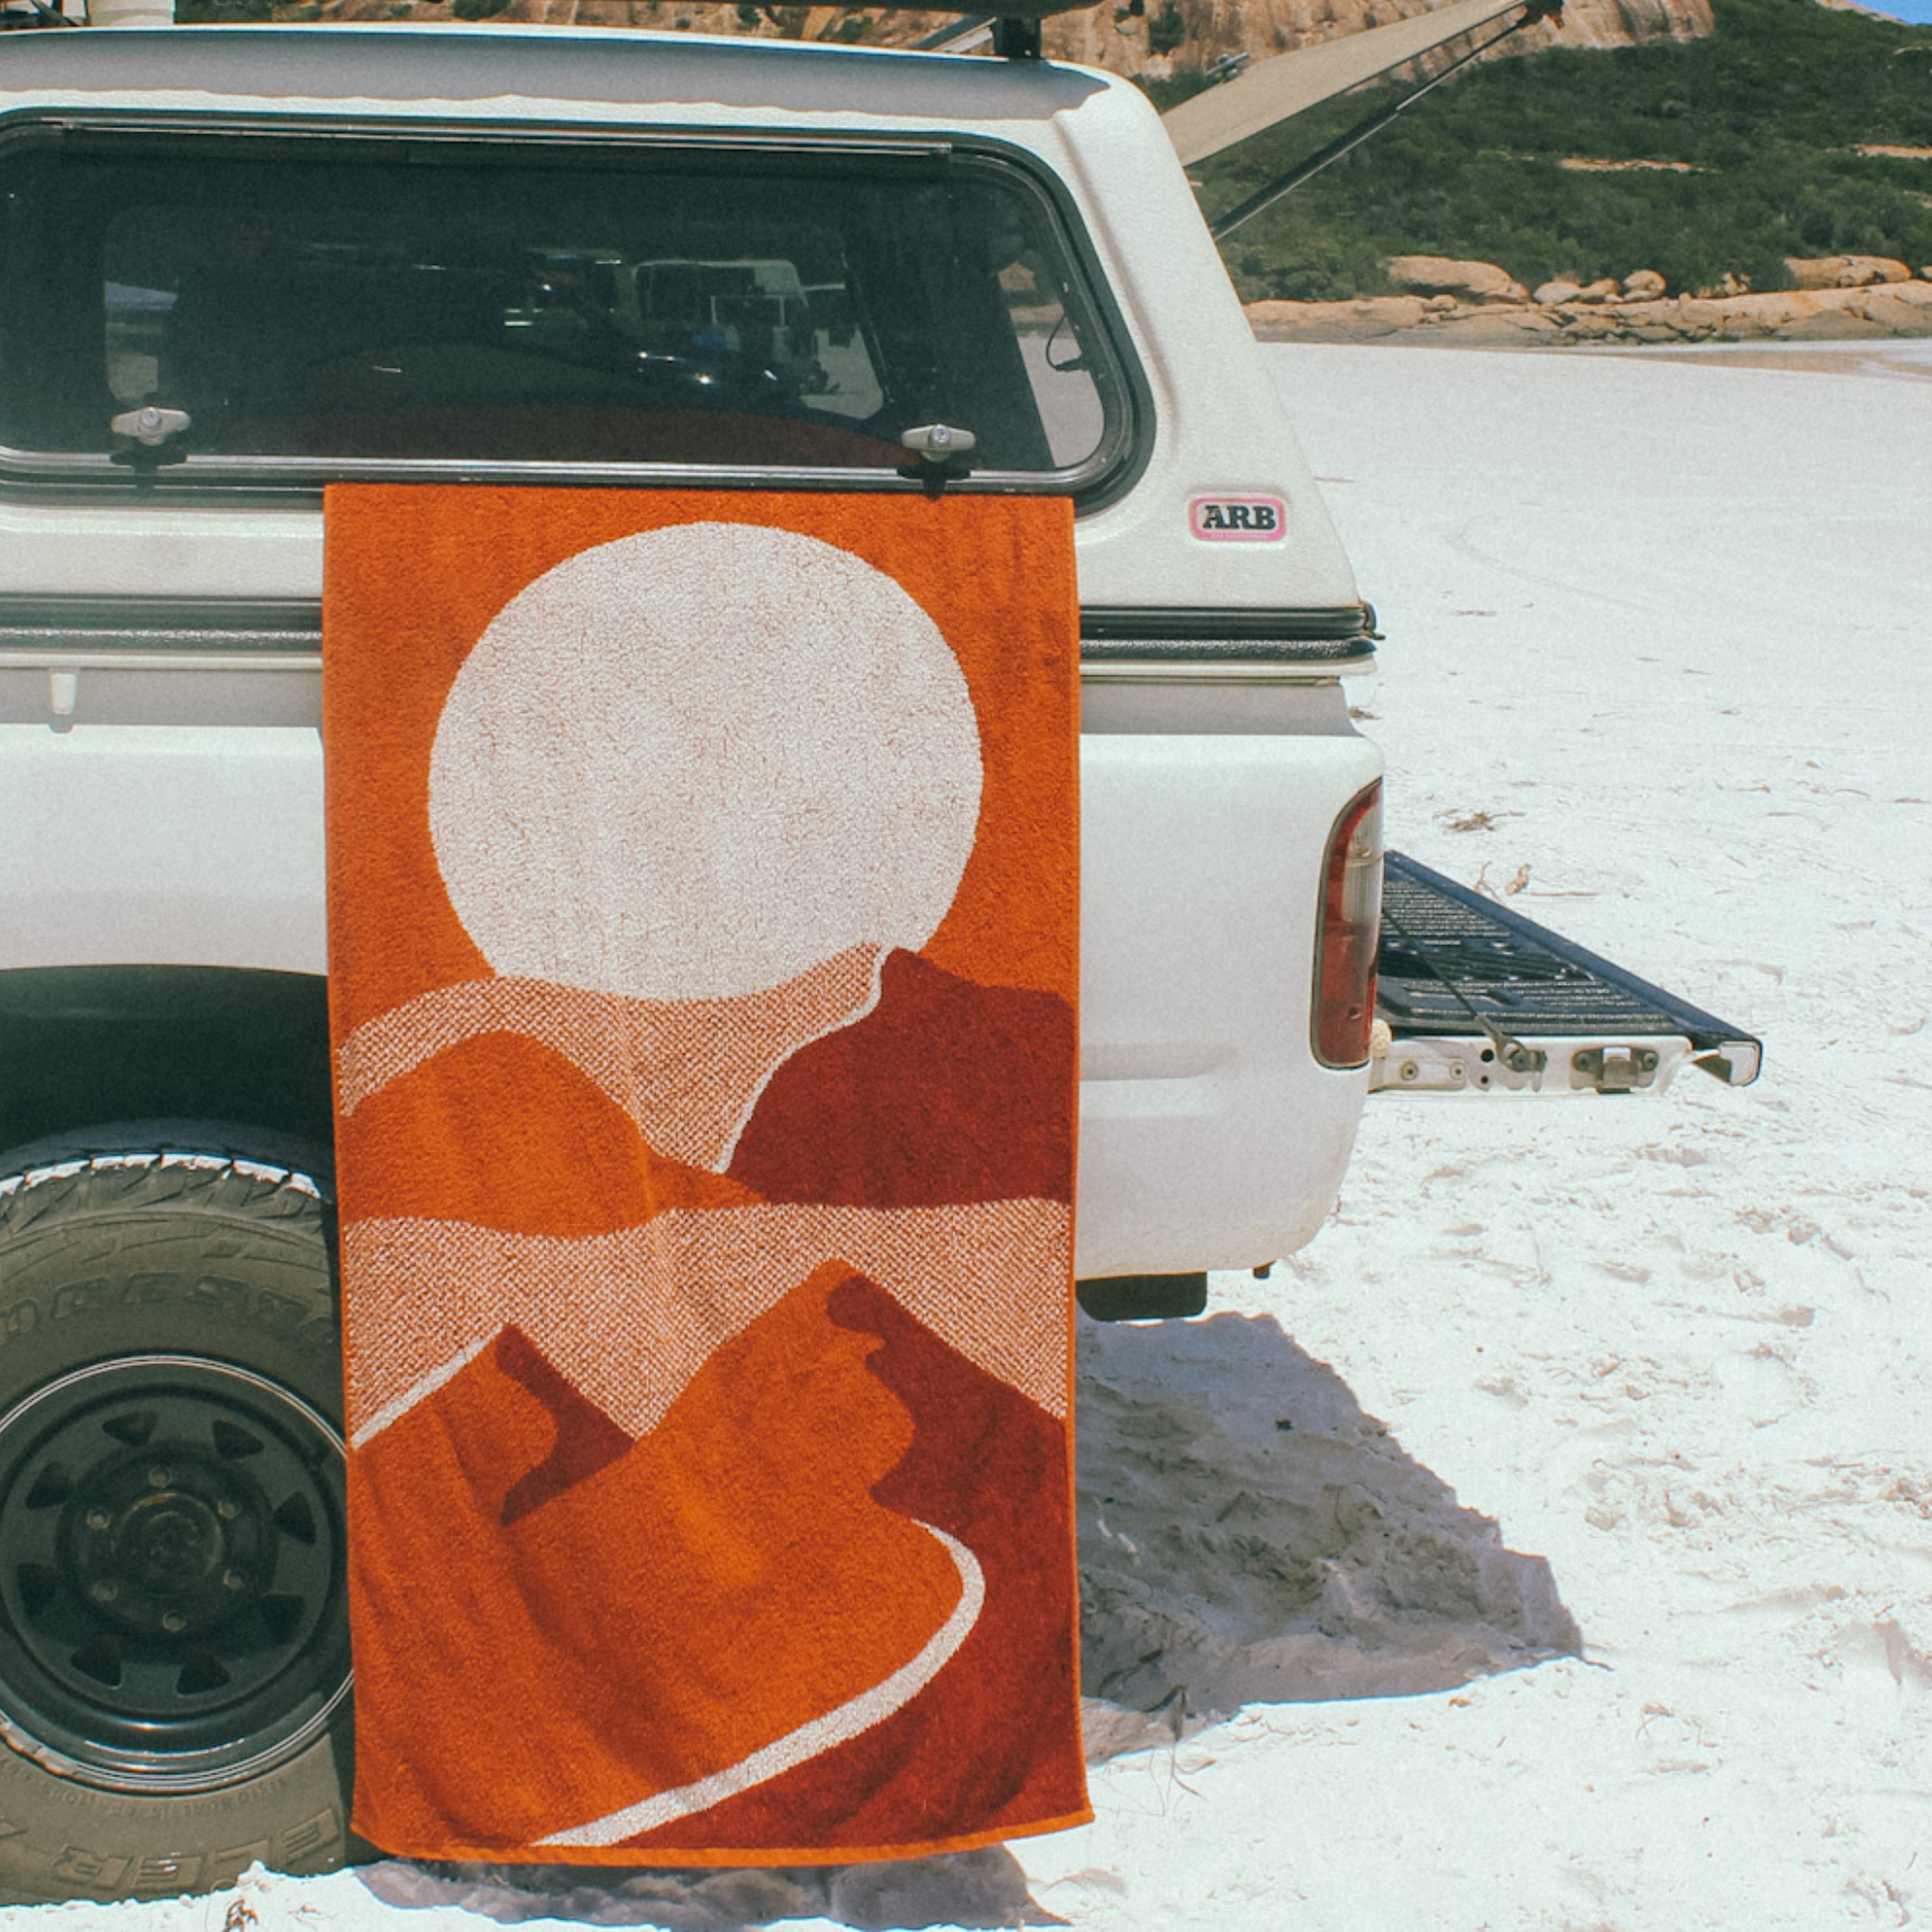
[537,1520,985,1849]
[711,948,886,1170]
[347,1333,494,1449]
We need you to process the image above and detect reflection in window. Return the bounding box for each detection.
[0,137,1127,480]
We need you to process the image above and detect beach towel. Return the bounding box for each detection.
[322,485,1085,1863]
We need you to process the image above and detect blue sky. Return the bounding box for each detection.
[1850,0,1932,22]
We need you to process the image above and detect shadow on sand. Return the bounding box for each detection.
[359,1307,1580,1930]
[1073,1307,1581,1759]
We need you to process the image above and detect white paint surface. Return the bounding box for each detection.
[9,341,1930,1932]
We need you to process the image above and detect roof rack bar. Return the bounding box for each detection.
[992,16,1043,57]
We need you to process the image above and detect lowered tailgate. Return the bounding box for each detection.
[1372,851,1761,1097]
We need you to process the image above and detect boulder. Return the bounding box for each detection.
[1785,255,1911,290]
[1849,283,1932,332]
[1781,300,1890,340]
[1666,297,1727,338]
[1244,297,1428,342]
[1533,278,1585,306]
[1382,255,1529,305]
[1708,288,1888,339]
[1622,269,1668,300]
[1570,278,1621,304]
[1601,298,1689,341]
[1419,306,1564,345]
[1549,308,1619,340]
[1710,290,1813,338]
[1244,274,1932,349]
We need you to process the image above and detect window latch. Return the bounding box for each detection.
[109,404,192,468]
[898,423,976,493]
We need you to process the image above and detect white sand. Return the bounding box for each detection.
[1023,341,1932,1930]
[7,340,1928,1932]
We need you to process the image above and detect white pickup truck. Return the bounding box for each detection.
[0,15,1758,1905]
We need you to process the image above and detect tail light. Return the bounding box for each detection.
[1312,780,1383,1068]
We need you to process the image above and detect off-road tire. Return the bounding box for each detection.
[0,1124,354,1907]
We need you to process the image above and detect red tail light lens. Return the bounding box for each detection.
[1312,780,1383,1068]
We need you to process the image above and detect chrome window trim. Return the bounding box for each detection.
[1081,604,1378,649]
[0,597,1370,668]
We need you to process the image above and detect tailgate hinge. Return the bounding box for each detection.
[1568,1044,1660,1093]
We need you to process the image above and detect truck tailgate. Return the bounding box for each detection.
[1372,851,1761,1097]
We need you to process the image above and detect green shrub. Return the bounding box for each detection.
[1197,0,1932,301]
[1148,1,1186,57]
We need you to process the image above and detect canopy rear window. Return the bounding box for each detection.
[0,126,1136,490]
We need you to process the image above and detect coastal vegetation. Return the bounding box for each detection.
[176,0,1932,304]
[1164,0,1932,300]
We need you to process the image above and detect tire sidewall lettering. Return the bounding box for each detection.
[44,1810,339,1899]
[0,1272,334,1369]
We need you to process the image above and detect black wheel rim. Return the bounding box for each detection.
[0,1354,349,1793]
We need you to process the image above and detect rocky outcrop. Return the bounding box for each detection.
[1785,254,1912,289]
[1422,262,1666,306]
[1044,0,1713,79]
[1247,278,1932,345]
[1248,295,1436,340]
[1384,255,1529,304]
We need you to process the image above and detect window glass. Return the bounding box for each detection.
[0,135,1128,481]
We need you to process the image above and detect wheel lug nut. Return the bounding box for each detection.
[214,1499,239,1521]
[146,1466,174,1490]
[83,1509,111,1533]
[161,1611,187,1634]
[88,1581,118,1604]
[221,1570,246,1592]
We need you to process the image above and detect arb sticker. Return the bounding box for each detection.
[1190,495,1289,541]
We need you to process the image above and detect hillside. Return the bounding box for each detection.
[1046,0,1712,81]
[1187,0,1932,300]
[201,0,1930,309]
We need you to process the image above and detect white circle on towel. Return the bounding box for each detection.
[428,522,983,1002]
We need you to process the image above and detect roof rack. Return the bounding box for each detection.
[32,1,1096,51]
[904,1,1100,59]
[0,0,80,28]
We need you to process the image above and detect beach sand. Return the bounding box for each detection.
[7,340,1927,1932]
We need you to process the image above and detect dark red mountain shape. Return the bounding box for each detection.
[726,950,1074,1207]
[624,1270,1085,1857]
[492,1326,634,1527]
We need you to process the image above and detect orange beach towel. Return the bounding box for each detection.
[322,486,1086,1863]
